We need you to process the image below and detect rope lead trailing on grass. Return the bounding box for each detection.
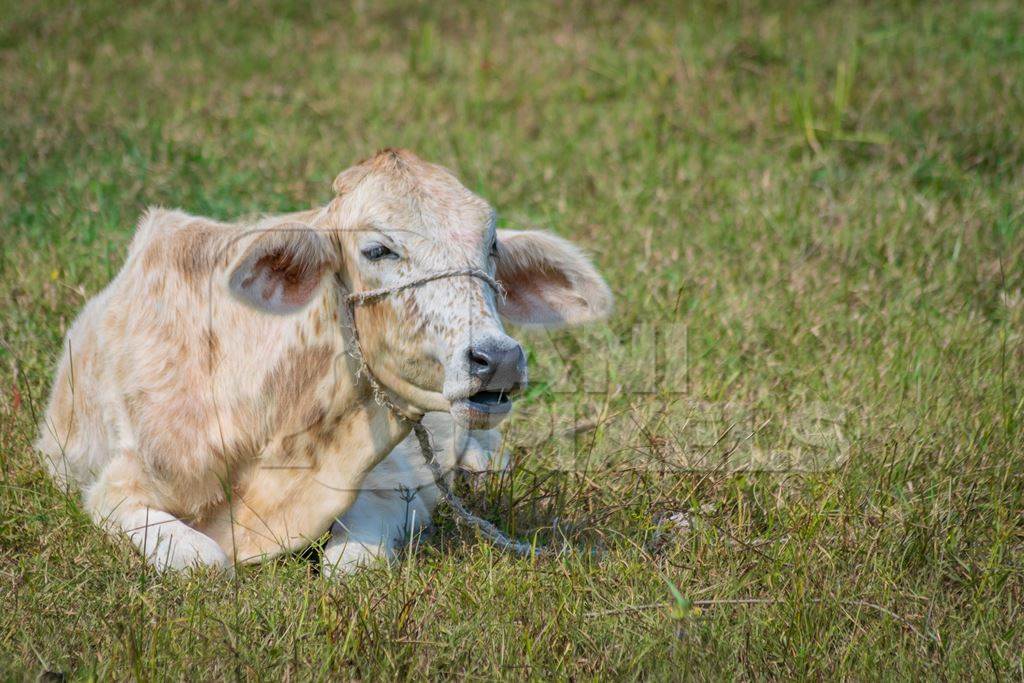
[345,267,550,559]
[411,422,546,558]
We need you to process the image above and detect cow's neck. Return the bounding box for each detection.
[201,212,424,560]
[203,341,415,560]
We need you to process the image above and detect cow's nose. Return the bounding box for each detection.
[467,338,526,390]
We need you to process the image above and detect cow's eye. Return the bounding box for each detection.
[489,238,499,259]
[361,243,398,261]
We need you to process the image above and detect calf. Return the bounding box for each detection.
[37,149,611,571]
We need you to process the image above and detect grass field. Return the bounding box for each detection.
[2,0,1023,678]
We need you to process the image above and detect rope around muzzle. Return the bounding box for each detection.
[344,268,550,559]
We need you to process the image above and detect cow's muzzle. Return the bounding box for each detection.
[450,335,526,427]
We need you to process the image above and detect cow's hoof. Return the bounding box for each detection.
[142,530,233,574]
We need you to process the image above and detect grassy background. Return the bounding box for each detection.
[2,0,1023,678]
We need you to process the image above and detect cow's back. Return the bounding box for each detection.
[37,209,241,506]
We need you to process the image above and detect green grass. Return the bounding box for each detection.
[2,0,1023,678]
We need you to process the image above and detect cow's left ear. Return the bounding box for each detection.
[228,227,335,314]
[494,229,613,327]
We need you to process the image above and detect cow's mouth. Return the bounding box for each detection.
[463,390,513,416]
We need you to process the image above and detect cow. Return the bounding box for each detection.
[36,149,612,572]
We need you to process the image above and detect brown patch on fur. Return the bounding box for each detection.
[302,405,338,447]
[210,429,261,470]
[278,432,305,463]
[304,405,328,431]
[127,387,216,515]
[403,294,428,337]
[262,344,334,430]
[257,346,337,469]
[172,225,219,288]
[140,239,166,271]
[203,328,220,368]
[357,300,398,360]
[312,308,323,336]
[268,377,341,466]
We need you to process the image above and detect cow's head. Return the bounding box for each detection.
[229,149,612,428]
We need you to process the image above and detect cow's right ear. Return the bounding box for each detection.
[228,228,334,314]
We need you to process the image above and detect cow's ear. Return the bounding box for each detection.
[228,227,334,314]
[494,229,612,327]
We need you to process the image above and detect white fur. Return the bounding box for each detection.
[324,412,504,575]
[117,508,232,572]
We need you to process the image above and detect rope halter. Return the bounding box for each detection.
[344,267,504,422]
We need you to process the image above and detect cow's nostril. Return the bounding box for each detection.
[467,347,493,373]
[466,339,526,390]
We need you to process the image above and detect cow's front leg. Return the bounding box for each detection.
[117,508,232,572]
[86,456,231,572]
[322,414,507,577]
[322,487,431,577]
